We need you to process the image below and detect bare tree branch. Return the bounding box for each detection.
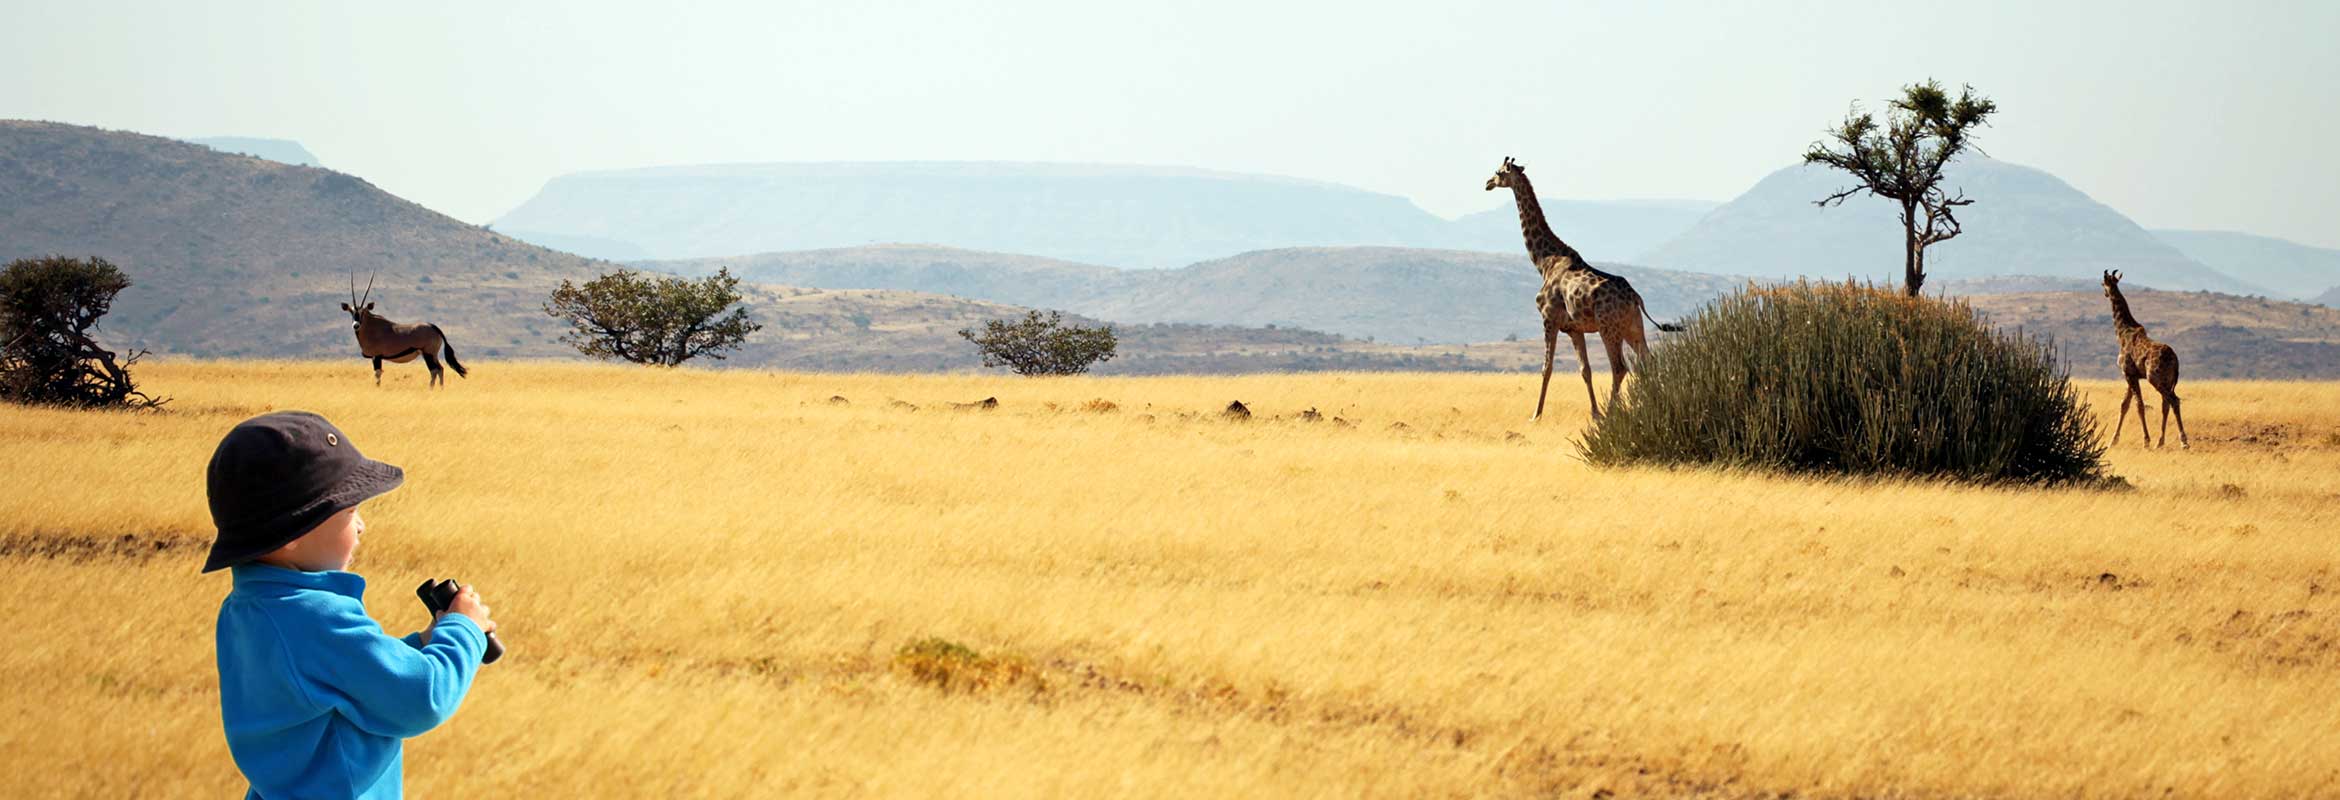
[1800,80,1997,296]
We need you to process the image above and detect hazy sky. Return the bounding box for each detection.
[5,0,2336,247]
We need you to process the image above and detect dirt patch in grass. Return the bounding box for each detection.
[0,530,203,562]
[892,637,1046,694]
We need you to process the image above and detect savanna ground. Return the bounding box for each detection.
[2,361,2336,798]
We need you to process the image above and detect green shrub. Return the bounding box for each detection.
[1578,282,2106,485]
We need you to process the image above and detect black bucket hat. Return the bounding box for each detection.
[202,411,404,572]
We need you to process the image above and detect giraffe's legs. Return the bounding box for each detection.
[1572,332,1600,421]
[2130,383,2153,446]
[2160,390,2188,449]
[1602,333,1628,412]
[1533,325,1558,421]
[2112,382,2132,444]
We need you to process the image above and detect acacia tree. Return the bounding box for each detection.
[1803,79,1998,297]
[958,310,1117,376]
[543,267,762,366]
[0,256,164,408]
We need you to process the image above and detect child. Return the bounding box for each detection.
[203,411,499,799]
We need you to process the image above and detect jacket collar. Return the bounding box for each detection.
[230,562,367,599]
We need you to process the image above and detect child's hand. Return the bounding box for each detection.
[447,584,496,633]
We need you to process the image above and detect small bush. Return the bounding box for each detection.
[1578,282,2105,485]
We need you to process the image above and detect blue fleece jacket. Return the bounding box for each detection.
[216,564,484,799]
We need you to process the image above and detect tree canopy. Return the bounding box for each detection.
[543,268,762,366]
[1803,79,1998,296]
[958,310,1118,376]
[0,256,163,408]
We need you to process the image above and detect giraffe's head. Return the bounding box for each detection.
[1485,157,1527,191]
[2101,269,2123,298]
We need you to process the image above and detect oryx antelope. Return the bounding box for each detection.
[341,273,468,387]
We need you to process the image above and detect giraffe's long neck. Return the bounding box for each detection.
[1506,176,1582,272]
[2107,287,2147,339]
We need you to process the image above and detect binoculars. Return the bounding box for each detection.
[415,579,506,664]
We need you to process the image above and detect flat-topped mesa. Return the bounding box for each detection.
[1485,158,1587,275]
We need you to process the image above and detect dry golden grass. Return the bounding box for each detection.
[3,361,2337,798]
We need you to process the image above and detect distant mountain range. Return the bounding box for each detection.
[647,245,1742,345]
[2318,286,2340,308]
[500,156,2340,302]
[492,160,1721,268]
[2150,229,2340,300]
[8,120,2337,377]
[494,162,1450,268]
[1638,158,2272,296]
[183,137,321,167]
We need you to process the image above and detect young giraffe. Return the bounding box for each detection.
[2100,270,2188,448]
[1485,157,1680,421]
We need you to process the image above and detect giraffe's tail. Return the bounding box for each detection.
[1641,305,1685,333]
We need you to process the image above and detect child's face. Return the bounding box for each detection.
[261,506,365,572]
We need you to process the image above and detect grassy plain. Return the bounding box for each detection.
[2,361,2336,798]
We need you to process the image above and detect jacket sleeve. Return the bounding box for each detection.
[272,596,486,738]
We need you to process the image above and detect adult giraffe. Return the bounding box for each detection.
[1485,157,1679,421]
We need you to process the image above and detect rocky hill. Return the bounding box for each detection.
[1642,158,2270,296]
[1086,247,1736,344]
[1963,289,2340,380]
[0,120,612,360]
[654,245,1742,345]
[721,283,1515,375]
[2152,229,2340,300]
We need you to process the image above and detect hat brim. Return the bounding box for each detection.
[201,458,405,572]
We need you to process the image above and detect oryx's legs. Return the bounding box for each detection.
[372,357,383,387]
[422,352,444,388]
